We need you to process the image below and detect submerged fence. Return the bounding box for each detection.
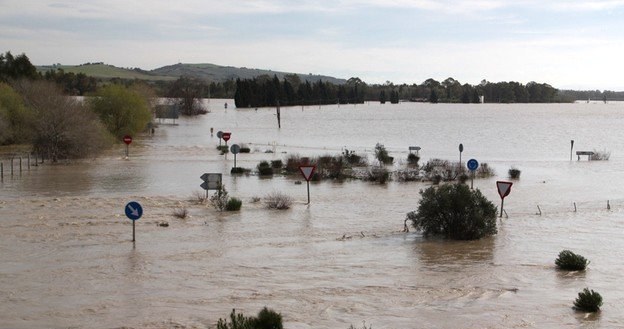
[0,153,43,181]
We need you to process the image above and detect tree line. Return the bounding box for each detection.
[232,75,564,108]
[234,75,367,108]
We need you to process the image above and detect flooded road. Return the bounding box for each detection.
[2,100,624,328]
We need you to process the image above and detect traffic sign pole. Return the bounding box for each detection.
[299,166,316,204]
[125,201,143,242]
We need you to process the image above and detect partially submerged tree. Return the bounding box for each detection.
[90,84,152,139]
[168,75,207,115]
[406,184,497,240]
[0,82,32,145]
[13,80,111,161]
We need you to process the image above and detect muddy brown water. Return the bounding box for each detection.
[1,100,624,328]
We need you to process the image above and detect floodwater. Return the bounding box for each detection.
[2,100,624,328]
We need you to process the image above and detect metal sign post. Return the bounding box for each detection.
[496,181,513,218]
[299,165,316,204]
[123,135,132,157]
[125,201,143,242]
[230,144,240,168]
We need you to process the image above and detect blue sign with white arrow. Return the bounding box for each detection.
[467,159,479,171]
[125,201,143,221]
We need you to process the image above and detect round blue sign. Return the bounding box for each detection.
[467,159,479,171]
[125,201,143,221]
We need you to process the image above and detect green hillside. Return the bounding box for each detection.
[37,63,176,81]
[37,62,346,84]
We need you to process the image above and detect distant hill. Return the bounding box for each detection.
[37,62,347,84]
[37,63,176,81]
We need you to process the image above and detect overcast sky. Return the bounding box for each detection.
[2,0,624,90]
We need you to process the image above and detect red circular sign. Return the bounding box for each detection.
[123,135,133,145]
[222,132,231,142]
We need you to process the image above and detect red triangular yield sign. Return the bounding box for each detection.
[299,166,316,181]
[496,181,513,199]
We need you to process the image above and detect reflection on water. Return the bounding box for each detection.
[1,100,623,328]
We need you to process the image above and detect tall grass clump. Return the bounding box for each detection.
[573,288,603,312]
[555,250,589,271]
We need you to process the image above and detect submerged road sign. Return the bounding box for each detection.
[496,181,513,218]
[200,173,222,190]
[299,165,316,204]
[125,201,143,242]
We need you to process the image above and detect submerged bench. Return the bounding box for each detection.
[576,151,594,161]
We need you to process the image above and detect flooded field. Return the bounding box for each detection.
[2,100,624,328]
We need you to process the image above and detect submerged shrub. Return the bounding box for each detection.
[590,149,610,161]
[574,288,603,312]
[555,250,589,271]
[217,145,229,154]
[254,307,283,329]
[265,191,293,210]
[216,309,254,329]
[172,207,188,219]
[374,143,393,164]
[216,307,283,329]
[406,184,497,240]
[407,153,420,167]
[231,167,246,174]
[271,159,283,169]
[225,197,242,211]
[257,161,273,176]
[508,167,521,179]
[476,162,495,178]
[366,167,390,184]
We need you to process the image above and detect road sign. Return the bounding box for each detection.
[222,132,231,142]
[459,143,464,152]
[496,181,513,199]
[125,201,142,242]
[496,181,513,218]
[299,166,316,182]
[299,165,316,204]
[125,201,143,220]
[230,144,240,154]
[200,173,222,190]
[123,135,132,145]
[467,159,479,171]
[216,131,223,139]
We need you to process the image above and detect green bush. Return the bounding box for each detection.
[225,197,242,211]
[555,250,589,271]
[508,167,521,179]
[231,167,246,174]
[254,307,283,329]
[406,184,497,240]
[257,161,273,175]
[574,288,603,312]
